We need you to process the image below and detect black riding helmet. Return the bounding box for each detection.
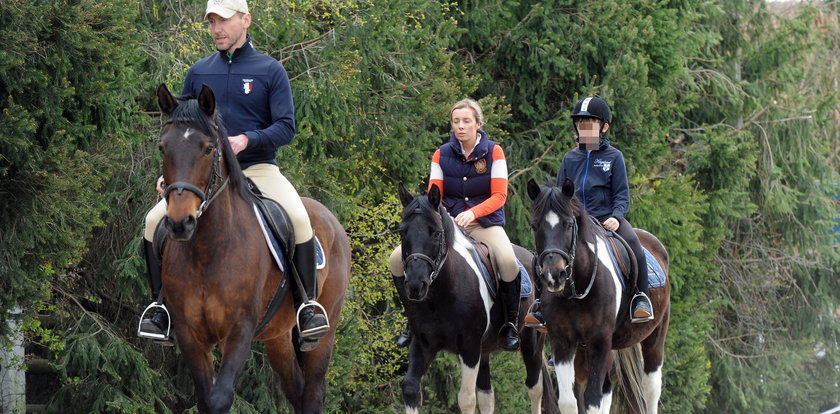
[571,97,611,141]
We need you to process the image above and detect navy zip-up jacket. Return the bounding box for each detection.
[556,139,630,221]
[182,36,295,169]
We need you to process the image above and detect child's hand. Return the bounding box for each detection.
[602,217,619,231]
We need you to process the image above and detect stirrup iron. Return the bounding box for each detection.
[296,301,330,339]
[137,302,171,340]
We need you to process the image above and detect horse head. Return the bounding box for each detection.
[156,83,241,241]
[527,178,593,295]
[397,182,451,301]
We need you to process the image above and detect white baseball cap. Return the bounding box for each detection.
[205,0,249,19]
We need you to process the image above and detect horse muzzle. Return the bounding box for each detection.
[539,262,568,294]
[164,214,197,241]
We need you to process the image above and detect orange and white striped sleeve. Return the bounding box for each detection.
[468,144,508,219]
[428,149,444,194]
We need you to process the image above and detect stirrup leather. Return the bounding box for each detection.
[137,302,171,340]
[296,301,330,339]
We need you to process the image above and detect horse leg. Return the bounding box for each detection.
[551,339,578,414]
[210,327,257,413]
[264,333,305,413]
[297,330,338,413]
[636,314,669,414]
[519,329,544,414]
[175,332,215,413]
[403,342,437,414]
[475,354,493,414]
[581,341,611,414]
[599,353,614,414]
[455,349,483,414]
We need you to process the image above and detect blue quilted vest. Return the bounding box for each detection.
[438,131,505,227]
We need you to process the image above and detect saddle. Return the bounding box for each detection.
[467,239,532,299]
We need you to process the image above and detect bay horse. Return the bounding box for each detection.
[526,178,670,414]
[396,183,557,414]
[155,84,350,414]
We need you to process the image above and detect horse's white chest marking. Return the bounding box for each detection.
[452,230,493,335]
[545,211,560,229]
[183,128,193,140]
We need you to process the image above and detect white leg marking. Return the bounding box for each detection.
[458,356,480,414]
[477,387,494,414]
[453,231,493,335]
[554,360,577,414]
[600,390,613,414]
[643,365,663,414]
[405,407,419,414]
[545,211,560,228]
[527,371,543,414]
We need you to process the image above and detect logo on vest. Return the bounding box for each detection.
[242,79,254,94]
[594,159,612,172]
[474,159,487,174]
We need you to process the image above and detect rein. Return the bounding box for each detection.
[536,217,599,300]
[162,129,230,218]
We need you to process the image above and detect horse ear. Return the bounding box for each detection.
[428,184,442,207]
[527,178,542,201]
[562,178,576,198]
[398,182,414,207]
[197,84,216,118]
[156,83,178,116]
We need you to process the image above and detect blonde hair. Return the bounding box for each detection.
[450,98,484,127]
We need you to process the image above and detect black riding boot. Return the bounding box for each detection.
[392,275,411,348]
[138,240,172,343]
[293,237,329,351]
[499,275,521,351]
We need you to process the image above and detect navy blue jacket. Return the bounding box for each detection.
[182,37,295,169]
[438,131,505,227]
[556,140,630,221]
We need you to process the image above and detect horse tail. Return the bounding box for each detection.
[616,344,649,414]
[540,354,560,414]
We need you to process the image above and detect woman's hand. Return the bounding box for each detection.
[156,176,166,195]
[602,217,619,232]
[454,210,476,227]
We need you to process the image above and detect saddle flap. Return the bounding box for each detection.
[247,178,295,258]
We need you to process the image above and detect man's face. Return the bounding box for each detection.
[207,12,251,52]
[575,118,602,150]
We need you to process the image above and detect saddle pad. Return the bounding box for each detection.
[253,204,325,272]
[644,248,666,288]
[600,237,665,289]
[468,243,532,299]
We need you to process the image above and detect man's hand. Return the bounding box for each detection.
[229,134,249,154]
[602,217,619,232]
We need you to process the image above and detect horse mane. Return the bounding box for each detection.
[530,185,596,245]
[400,193,456,248]
[169,96,252,202]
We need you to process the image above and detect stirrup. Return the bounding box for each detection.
[296,301,330,339]
[137,302,171,340]
[631,292,654,323]
[523,300,546,330]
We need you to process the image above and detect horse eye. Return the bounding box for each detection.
[205,145,215,155]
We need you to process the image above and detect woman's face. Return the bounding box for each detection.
[451,107,480,146]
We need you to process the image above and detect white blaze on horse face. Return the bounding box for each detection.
[591,236,622,320]
[554,360,577,414]
[545,211,561,229]
[183,128,193,140]
[452,230,493,336]
[457,356,480,414]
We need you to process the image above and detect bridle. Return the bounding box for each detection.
[162,123,230,218]
[534,215,599,300]
[402,204,449,283]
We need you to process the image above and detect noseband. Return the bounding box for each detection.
[403,206,449,282]
[534,216,599,299]
[162,125,230,218]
